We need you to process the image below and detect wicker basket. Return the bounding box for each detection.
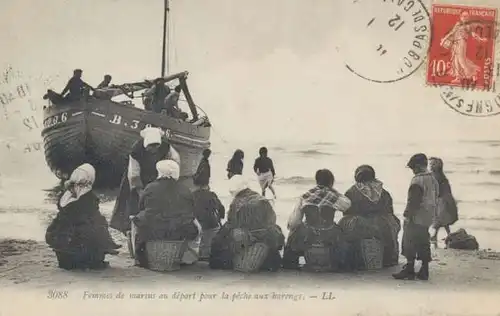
[304,244,333,272]
[360,238,383,270]
[233,242,269,273]
[145,240,187,272]
[199,227,219,260]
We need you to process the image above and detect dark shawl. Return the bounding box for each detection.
[209,189,284,269]
[134,177,198,245]
[193,188,225,230]
[433,173,458,226]
[226,159,243,178]
[193,158,211,187]
[339,184,401,267]
[46,192,116,254]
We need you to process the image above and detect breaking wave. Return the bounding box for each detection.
[275,176,315,186]
[293,149,331,157]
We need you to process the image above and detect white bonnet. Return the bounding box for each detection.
[156,159,180,180]
[140,127,162,147]
[228,175,249,197]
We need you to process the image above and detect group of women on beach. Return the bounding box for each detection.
[45,127,458,278]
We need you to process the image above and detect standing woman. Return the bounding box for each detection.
[110,127,181,235]
[226,149,244,179]
[429,157,458,242]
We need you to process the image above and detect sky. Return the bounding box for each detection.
[0,0,498,146]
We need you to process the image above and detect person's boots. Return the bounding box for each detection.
[282,247,301,270]
[392,261,416,280]
[416,261,429,280]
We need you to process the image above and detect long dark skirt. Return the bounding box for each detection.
[401,221,431,262]
[110,173,140,234]
[338,214,400,268]
[209,225,283,271]
[54,248,107,270]
[282,223,343,270]
[433,195,458,228]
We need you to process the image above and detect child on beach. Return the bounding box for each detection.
[429,157,458,242]
[193,185,226,260]
[393,153,439,281]
[226,149,244,179]
[253,147,277,199]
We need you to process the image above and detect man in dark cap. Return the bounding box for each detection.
[393,153,439,281]
[61,69,94,101]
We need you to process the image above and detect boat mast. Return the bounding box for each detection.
[161,0,170,77]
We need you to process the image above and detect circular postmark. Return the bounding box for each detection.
[426,4,500,117]
[337,0,431,83]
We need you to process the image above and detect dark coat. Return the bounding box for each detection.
[46,192,117,254]
[134,178,198,244]
[193,158,211,187]
[226,159,243,178]
[193,188,225,230]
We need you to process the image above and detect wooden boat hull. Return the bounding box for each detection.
[41,98,210,187]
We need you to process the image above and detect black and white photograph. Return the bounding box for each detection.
[0,0,499,315]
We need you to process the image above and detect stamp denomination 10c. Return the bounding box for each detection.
[426,4,497,91]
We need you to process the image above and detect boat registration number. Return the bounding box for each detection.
[108,114,172,138]
[43,112,68,128]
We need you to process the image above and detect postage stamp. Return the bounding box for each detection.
[426,4,497,90]
[338,0,431,83]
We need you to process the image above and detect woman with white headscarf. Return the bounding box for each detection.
[209,175,284,271]
[132,160,199,268]
[45,164,120,270]
[110,126,181,235]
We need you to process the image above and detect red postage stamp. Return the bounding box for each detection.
[426,4,498,90]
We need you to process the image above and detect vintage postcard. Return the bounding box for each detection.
[0,0,499,315]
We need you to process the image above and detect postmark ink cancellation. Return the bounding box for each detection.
[339,0,431,83]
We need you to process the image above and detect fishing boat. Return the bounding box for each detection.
[40,0,211,187]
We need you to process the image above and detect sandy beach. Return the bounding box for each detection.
[0,237,499,316]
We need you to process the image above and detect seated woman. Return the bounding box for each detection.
[209,175,284,272]
[283,169,351,271]
[45,164,120,270]
[338,165,401,270]
[133,160,200,269]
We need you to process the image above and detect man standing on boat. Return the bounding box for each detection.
[61,69,94,101]
[110,127,181,236]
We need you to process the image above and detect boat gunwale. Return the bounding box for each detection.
[41,98,211,143]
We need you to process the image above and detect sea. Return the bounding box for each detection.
[0,136,499,251]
